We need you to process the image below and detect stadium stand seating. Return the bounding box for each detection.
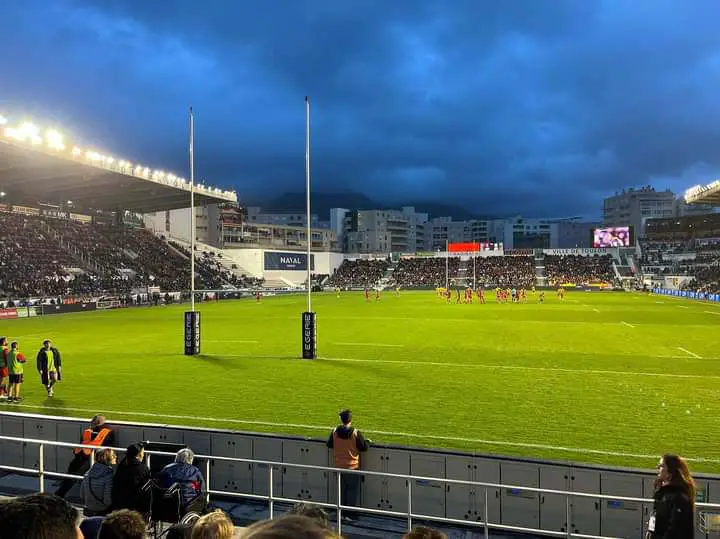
[544,254,614,286]
[327,259,390,288]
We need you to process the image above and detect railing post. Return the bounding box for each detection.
[337,472,342,534]
[484,487,489,539]
[407,478,413,531]
[90,448,95,466]
[205,459,211,506]
[268,466,274,519]
[38,444,45,493]
[566,494,572,539]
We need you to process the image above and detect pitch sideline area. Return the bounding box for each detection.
[3,290,719,471]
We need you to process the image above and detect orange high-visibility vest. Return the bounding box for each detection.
[332,429,360,470]
[74,427,112,457]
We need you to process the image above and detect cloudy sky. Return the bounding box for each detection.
[2,0,720,217]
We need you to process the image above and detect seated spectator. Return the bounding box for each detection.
[112,443,151,514]
[241,515,340,538]
[0,493,82,539]
[80,516,105,539]
[191,510,234,539]
[287,502,329,529]
[403,526,448,539]
[82,448,117,516]
[157,448,206,512]
[98,509,147,539]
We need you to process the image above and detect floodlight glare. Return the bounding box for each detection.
[72,146,82,156]
[0,191,5,197]
[45,129,65,151]
[0,115,7,125]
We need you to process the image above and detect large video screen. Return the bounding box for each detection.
[593,226,631,247]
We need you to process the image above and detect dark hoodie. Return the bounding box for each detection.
[326,425,370,452]
[81,463,113,515]
[649,483,694,539]
[111,457,151,513]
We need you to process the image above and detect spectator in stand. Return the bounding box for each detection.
[191,510,234,539]
[545,255,613,286]
[157,448,206,513]
[56,415,116,498]
[646,454,695,539]
[112,443,151,514]
[327,409,370,521]
[98,510,147,539]
[241,515,340,538]
[0,493,83,539]
[82,448,118,516]
[37,338,62,397]
[403,527,448,539]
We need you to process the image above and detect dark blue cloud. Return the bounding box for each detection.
[2,0,720,217]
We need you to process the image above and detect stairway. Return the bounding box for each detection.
[534,252,547,287]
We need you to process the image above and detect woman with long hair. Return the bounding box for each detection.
[646,453,696,539]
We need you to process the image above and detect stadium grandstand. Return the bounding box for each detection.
[684,179,720,206]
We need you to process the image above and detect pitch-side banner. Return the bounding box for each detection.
[264,251,315,271]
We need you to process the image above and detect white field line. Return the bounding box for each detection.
[593,308,600,313]
[315,356,719,380]
[333,342,404,348]
[621,321,635,328]
[677,347,703,359]
[655,301,665,304]
[10,403,720,464]
[206,340,259,344]
[705,311,720,316]
[677,306,689,309]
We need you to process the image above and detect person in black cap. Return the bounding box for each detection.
[111,443,151,514]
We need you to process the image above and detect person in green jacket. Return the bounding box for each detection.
[8,341,27,403]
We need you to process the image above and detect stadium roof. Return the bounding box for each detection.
[0,118,237,213]
[684,180,720,206]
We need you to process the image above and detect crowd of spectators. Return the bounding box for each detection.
[389,257,459,287]
[0,212,268,300]
[544,254,614,286]
[327,259,389,288]
[474,256,535,288]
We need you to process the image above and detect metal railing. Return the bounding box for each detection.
[1,434,718,538]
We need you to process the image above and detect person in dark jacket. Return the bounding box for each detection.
[646,453,696,539]
[36,339,62,397]
[111,443,151,514]
[157,448,206,512]
[81,448,117,516]
[326,409,370,520]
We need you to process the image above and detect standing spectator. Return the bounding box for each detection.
[56,415,116,498]
[7,340,26,403]
[646,453,696,539]
[112,443,151,514]
[326,409,370,520]
[288,502,330,529]
[241,515,340,538]
[82,448,118,516]
[37,338,62,397]
[0,493,82,539]
[98,509,147,539]
[157,448,206,513]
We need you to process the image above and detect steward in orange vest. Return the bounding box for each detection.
[56,415,116,498]
[326,410,370,519]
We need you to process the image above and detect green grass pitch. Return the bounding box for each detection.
[3,290,720,472]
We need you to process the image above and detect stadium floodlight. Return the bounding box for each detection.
[142,167,150,176]
[106,156,114,164]
[0,115,7,125]
[0,191,5,197]
[67,200,73,205]
[72,146,82,156]
[45,129,65,151]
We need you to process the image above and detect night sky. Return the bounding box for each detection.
[2,1,720,218]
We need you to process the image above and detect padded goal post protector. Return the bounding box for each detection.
[302,311,317,359]
[184,311,201,355]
